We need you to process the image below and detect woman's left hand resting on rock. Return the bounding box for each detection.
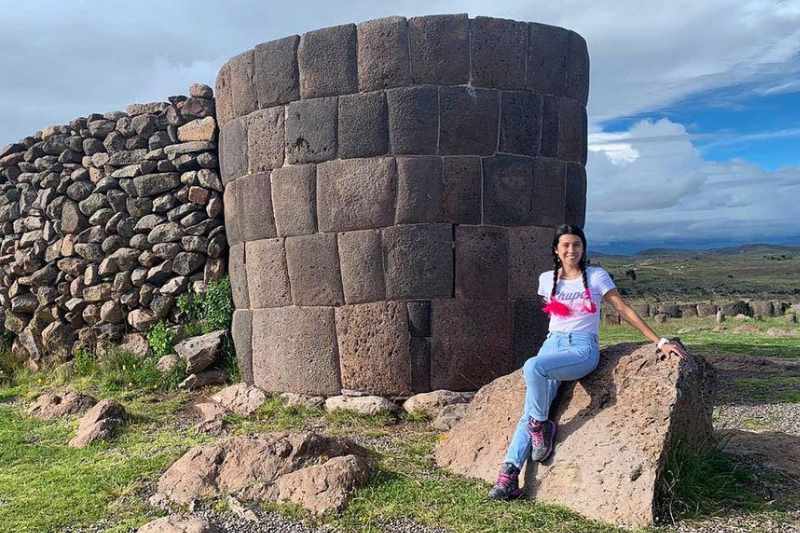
[603,289,689,359]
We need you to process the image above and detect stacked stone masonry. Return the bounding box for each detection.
[0,84,227,368]
[219,14,590,396]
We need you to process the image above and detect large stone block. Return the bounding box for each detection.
[220,117,248,185]
[245,238,291,308]
[557,98,588,164]
[565,31,590,106]
[482,155,535,225]
[229,49,258,119]
[298,24,357,98]
[232,309,253,385]
[395,156,443,224]
[526,23,569,97]
[511,298,549,368]
[334,301,413,395]
[499,91,542,156]
[540,96,559,158]
[252,306,341,396]
[254,35,300,108]
[410,337,431,393]
[438,86,499,156]
[357,16,412,91]
[469,16,527,90]
[338,92,388,159]
[316,157,397,232]
[337,229,385,304]
[408,14,469,85]
[285,97,338,164]
[532,158,566,227]
[455,225,509,300]
[215,62,235,128]
[565,162,587,227]
[386,86,438,155]
[270,165,317,237]
[382,223,453,300]
[223,180,241,245]
[229,242,249,309]
[508,225,553,299]
[442,156,481,224]
[430,299,513,391]
[235,172,277,241]
[247,107,285,172]
[285,233,344,306]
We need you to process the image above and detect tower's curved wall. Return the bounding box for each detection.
[218,14,589,396]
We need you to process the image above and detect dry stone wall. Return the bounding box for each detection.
[219,14,589,396]
[0,84,226,369]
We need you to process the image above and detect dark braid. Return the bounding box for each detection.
[550,255,560,298]
[581,267,590,295]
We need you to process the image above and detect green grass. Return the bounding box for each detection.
[600,316,800,360]
[733,377,800,403]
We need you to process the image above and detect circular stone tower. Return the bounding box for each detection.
[217,14,588,397]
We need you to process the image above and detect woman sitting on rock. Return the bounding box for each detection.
[488,224,687,500]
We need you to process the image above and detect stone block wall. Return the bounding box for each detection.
[219,14,589,396]
[0,84,226,369]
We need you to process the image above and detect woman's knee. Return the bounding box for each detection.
[523,356,543,381]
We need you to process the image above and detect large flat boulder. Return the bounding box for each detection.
[156,432,371,514]
[434,343,714,528]
[27,390,96,420]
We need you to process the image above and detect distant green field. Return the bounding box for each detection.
[593,245,800,300]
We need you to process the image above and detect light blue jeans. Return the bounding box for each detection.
[504,330,600,468]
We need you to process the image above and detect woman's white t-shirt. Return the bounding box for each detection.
[537,266,616,334]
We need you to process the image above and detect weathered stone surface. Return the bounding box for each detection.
[403,390,473,417]
[508,225,553,298]
[469,17,527,89]
[394,156,443,224]
[279,392,325,410]
[564,162,586,227]
[215,62,235,129]
[157,354,180,373]
[285,233,343,306]
[245,238,291,308]
[68,399,126,448]
[247,107,284,172]
[298,24,357,98]
[134,173,180,197]
[179,369,228,390]
[269,165,316,237]
[211,383,267,416]
[27,390,96,420]
[229,50,258,119]
[526,23,570,97]
[335,301,412,395]
[137,515,218,533]
[252,306,341,395]
[500,91,542,157]
[408,14,469,84]
[175,330,226,374]
[482,155,535,225]
[219,117,248,185]
[325,395,399,415]
[455,225,509,300]
[316,157,396,232]
[431,402,469,431]
[565,31,590,106]
[156,433,369,513]
[285,97,337,164]
[337,229,385,304]
[338,92,388,159]
[382,224,453,299]
[229,243,249,309]
[386,86,438,155]
[235,172,276,241]
[438,86,498,156]
[435,343,715,528]
[178,117,217,142]
[231,309,253,385]
[430,299,513,391]
[357,16,411,92]
[254,35,300,108]
[557,98,587,165]
[128,309,157,332]
[267,454,370,514]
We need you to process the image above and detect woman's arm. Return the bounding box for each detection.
[602,289,687,357]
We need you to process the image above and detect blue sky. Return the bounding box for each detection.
[1,0,798,253]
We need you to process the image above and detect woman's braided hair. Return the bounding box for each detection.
[550,224,590,298]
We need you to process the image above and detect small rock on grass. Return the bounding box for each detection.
[137,514,218,533]
[210,383,266,416]
[179,369,227,390]
[402,390,473,418]
[280,392,325,410]
[69,399,126,448]
[27,390,96,420]
[325,395,399,416]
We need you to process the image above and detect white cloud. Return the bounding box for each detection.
[585,118,800,244]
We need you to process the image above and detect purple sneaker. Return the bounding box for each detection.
[528,418,557,462]
[487,462,523,500]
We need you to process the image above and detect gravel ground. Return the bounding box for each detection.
[715,403,800,436]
